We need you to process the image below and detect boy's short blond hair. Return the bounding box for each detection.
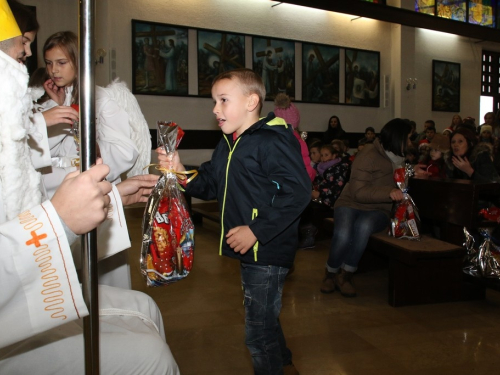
[212,68,266,114]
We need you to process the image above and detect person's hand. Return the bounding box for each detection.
[156,148,185,172]
[226,225,257,255]
[311,190,320,200]
[51,163,112,234]
[452,156,474,177]
[43,79,66,105]
[41,105,78,127]
[390,188,404,201]
[413,164,431,179]
[116,174,159,206]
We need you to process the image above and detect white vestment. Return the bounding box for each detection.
[0,49,179,374]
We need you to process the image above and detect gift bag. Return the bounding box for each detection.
[390,163,421,240]
[463,227,500,279]
[140,121,195,287]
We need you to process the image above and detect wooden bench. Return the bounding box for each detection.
[366,232,483,307]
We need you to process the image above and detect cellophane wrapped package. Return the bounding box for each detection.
[390,163,421,240]
[463,227,500,279]
[140,121,194,286]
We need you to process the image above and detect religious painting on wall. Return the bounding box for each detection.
[252,37,295,100]
[344,48,380,107]
[132,20,189,96]
[302,43,340,104]
[197,30,246,97]
[432,60,460,112]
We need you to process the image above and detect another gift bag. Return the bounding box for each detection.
[463,227,500,279]
[140,121,195,287]
[390,164,421,240]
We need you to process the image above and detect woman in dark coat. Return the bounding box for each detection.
[445,127,500,183]
[322,115,346,144]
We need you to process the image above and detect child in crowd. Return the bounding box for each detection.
[158,69,309,375]
[426,134,449,178]
[479,125,495,145]
[40,31,149,197]
[308,140,322,170]
[299,144,351,249]
[425,125,436,142]
[359,126,376,144]
[418,141,431,164]
[274,93,316,181]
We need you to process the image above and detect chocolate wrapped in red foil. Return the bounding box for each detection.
[140,121,194,286]
[390,164,421,240]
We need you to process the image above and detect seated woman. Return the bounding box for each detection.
[321,119,410,297]
[445,127,500,183]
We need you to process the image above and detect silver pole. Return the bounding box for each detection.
[80,0,99,374]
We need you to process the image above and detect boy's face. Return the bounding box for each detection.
[310,147,320,163]
[365,130,375,140]
[426,129,436,140]
[212,78,258,136]
[430,148,442,161]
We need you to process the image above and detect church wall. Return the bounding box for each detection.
[24,0,496,163]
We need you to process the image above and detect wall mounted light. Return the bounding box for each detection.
[406,78,417,90]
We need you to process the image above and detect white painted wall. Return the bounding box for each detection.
[23,0,500,152]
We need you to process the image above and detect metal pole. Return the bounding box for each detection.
[80,0,99,374]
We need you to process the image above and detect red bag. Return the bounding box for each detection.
[390,164,421,240]
[140,122,194,286]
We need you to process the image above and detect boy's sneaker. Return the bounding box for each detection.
[283,363,300,375]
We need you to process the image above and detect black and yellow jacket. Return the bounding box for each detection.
[185,112,311,268]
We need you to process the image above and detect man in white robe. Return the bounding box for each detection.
[0,2,180,373]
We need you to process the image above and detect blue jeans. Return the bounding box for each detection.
[241,263,292,375]
[326,206,389,273]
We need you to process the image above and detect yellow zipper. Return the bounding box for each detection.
[219,135,241,255]
[251,208,259,261]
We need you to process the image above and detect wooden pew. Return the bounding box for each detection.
[365,177,499,306]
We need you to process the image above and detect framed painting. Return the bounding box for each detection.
[252,37,295,100]
[432,60,460,112]
[197,30,245,97]
[302,43,340,104]
[132,20,188,96]
[345,48,380,107]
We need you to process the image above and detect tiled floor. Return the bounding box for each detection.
[125,209,500,375]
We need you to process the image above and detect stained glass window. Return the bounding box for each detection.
[415,0,436,14]
[361,0,386,3]
[437,0,467,21]
[469,1,494,27]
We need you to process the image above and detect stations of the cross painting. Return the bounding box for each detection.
[434,65,458,93]
[203,34,244,74]
[136,26,176,46]
[255,39,283,58]
[303,46,339,87]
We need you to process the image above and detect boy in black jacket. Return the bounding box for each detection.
[158,69,310,375]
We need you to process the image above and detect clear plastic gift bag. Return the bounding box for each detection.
[390,163,421,240]
[140,121,195,286]
[463,227,500,279]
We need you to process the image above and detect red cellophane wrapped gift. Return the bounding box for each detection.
[140,121,194,286]
[390,164,421,240]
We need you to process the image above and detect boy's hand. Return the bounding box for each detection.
[156,148,185,172]
[226,226,257,254]
[43,78,66,106]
